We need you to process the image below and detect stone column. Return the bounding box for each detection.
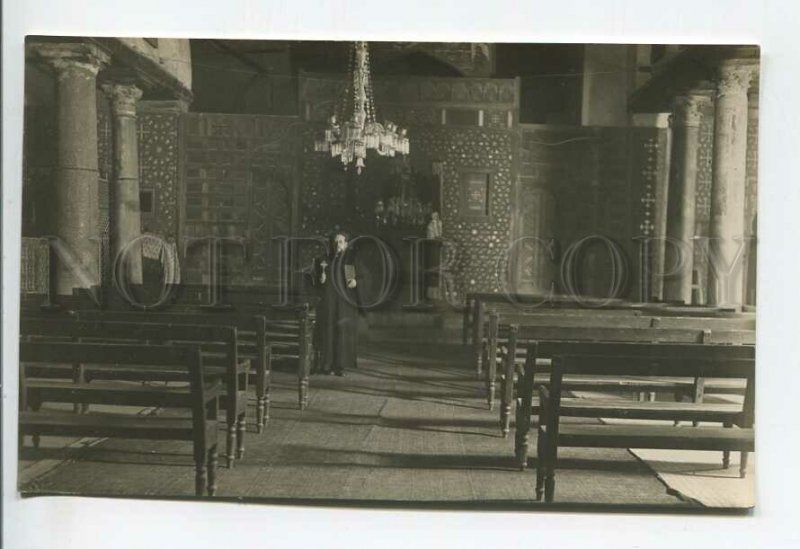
[108,83,144,286]
[663,92,710,303]
[34,43,109,295]
[707,61,757,308]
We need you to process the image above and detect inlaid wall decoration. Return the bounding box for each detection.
[694,99,716,296]
[138,107,181,241]
[20,237,49,294]
[410,127,515,299]
[97,91,112,290]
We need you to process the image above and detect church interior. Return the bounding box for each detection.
[17,37,758,508]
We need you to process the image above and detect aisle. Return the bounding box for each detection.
[19,342,688,507]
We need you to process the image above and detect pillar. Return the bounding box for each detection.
[34,43,109,295]
[108,83,144,286]
[663,92,710,303]
[707,60,758,308]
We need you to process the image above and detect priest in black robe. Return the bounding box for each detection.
[314,232,360,376]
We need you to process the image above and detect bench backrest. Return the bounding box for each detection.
[546,345,756,427]
[510,324,755,346]
[177,285,317,316]
[494,312,754,332]
[19,340,208,415]
[73,310,268,365]
[20,317,239,374]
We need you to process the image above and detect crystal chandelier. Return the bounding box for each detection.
[314,41,410,174]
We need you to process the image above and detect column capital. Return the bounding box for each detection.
[29,42,110,80]
[672,92,712,127]
[716,60,759,98]
[105,83,144,117]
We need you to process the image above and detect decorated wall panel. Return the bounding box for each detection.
[693,98,716,294]
[181,113,300,286]
[97,91,112,290]
[519,125,668,301]
[138,105,181,241]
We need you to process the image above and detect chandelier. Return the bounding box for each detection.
[314,41,410,174]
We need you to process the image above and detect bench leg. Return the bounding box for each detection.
[226,423,236,469]
[30,400,42,449]
[500,359,516,438]
[692,377,705,427]
[256,396,266,434]
[73,363,89,414]
[544,474,556,503]
[263,382,271,428]
[543,434,558,503]
[535,429,545,501]
[195,459,207,497]
[475,337,484,380]
[673,391,684,426]
[299,376,309,410]
[517,407,532,471]
[207,445,218,497]
[514,398,524,465]
[255,367,266,434]
[740,452,749,479]
[236,414,246,460]
[257,382,270,432]
[722,422,732,469]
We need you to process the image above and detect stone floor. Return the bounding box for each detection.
[19,341,690,508]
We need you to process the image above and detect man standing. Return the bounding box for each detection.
[314,232,359,376]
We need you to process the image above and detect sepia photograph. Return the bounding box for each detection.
[14,36,761,511]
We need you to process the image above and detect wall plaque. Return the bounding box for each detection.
[460,171,492,218]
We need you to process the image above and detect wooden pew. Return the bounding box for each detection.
[528,345,755,502]
[483,313,656,409]
[513,335,755,468]
[494,314,755,436]
[176,286,316,409]
[469,294,642,378]
[19,341,222,497]
[73,310,275,422]
[464,291,752,374]
[20,317,254,468]
[500,326,755,436]
[462,293,642,346]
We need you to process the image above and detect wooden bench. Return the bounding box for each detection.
[20,317,255,468]
[469,294,642,378]
[483,313,657,408]
[513,338,755,467]
[19,341,222,497]
[494,315,755,435]
[74,310,275,421]
[464,292,752,374]
[476,303,754,381]
[175,287,317,409]
[528,345,755,502]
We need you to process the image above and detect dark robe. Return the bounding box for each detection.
[314,250,359,374]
